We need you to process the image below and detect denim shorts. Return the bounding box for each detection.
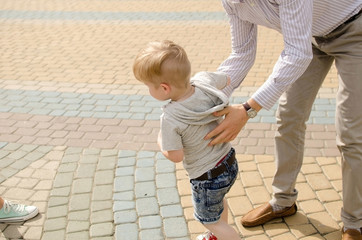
[190,149,238,224]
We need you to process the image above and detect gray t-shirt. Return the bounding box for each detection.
[161,71,232,179]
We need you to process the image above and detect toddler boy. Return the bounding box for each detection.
[133,40,241,240]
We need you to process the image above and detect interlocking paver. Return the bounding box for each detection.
[0,0,344,239]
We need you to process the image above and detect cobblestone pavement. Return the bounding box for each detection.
[0,0,343,239]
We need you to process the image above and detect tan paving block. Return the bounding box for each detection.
[331,180,343,193]
[271,232,298,240]
[324,201,343,222]
[324,230,342,240]
[175,169,189,180]
[308,212,340,234]
[264,223,289,237]
[29,190,50,201]
[285,212,309,226]
[1,177,21,188]
[306,174,333,191]
[316,157,336,166]
[263,177,273,194]
[258,162,276,178]
[290,224,318,239]
[228,196,252,216]
[301,164,322,174]
[177,179,191,196]
[322,164,342,181]
[183,207,194,221]
[235,216,264,237]
[316,189,341,203]
[241,171,263,187]
[244,235,270,240]
[295,183,317,201]
[23,226,43,240]
[90,140,118,149]
[299,200,325,214]
[238,161,258,171]
[180,195,193,208]
[17,178,39,189]
[3,188,35,200]
[296,172,307,183]
[187,220,205,237]
[245,186,271,205]
[227,178,245,197]
[254,154,274,163]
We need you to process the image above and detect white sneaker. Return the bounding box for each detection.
[0,200,39,223]
[196,231,217,240]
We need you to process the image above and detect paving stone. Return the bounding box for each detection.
[116,223,138,240]
[140,228,164,240]
[115,166,134,176]
[65,231,90,240]
[90,222,113,237]
[156,173,177,188]
[69,193,91,211]
[136,197,159,216]
[157,188,180,206]
[68,210,90,221]
[41,230,66,240]
[139,215,162,229]
[72,178,93,194]
[46,205,68,219]
[135,167,155,182]
[66,221,90,233]
[163,217,188,238]
[160,204,183,218]
[94,170,114,185]
[114,210,137,224]
[43,217,67,231]
[308,212,340,234]
[91,209,114,224]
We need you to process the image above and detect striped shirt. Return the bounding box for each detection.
[218,0,362,110]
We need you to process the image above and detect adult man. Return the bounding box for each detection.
[205,0,362,239]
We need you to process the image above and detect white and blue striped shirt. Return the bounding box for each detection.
[218,0,362,110]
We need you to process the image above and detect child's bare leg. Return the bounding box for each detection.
[220,199,228,222]
[203,199,241,240]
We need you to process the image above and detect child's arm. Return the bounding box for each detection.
[158,131,184,163]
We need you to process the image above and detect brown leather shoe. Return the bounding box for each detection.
[342,228,362,240]
[241,202,297,227]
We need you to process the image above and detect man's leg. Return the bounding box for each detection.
[241,44,334,227]
[331,15,362,232]
[271,45,335,207]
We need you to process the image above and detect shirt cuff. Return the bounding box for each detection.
[251,79,287,110]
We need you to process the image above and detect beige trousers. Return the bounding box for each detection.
[270,13,362,229]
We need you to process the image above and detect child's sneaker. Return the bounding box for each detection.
[196,231,217,240]
[0,200,39,223]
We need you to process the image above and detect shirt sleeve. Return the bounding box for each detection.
[217,0,257,98]
[160,114,183,152]
[252,0,314,110]
[192,71,229,90]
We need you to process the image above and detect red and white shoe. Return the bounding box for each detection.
[196,231,217,240]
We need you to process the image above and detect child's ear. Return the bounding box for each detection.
[160,83,171,94]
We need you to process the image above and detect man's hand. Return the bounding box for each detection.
[204,104,248,145]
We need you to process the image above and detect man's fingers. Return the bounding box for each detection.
[213,107,230,117]
[208,126,235,146]
[204,123,223,140]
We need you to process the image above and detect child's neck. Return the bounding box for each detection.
[172,84,194,102]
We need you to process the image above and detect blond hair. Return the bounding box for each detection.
[133,40,191,88]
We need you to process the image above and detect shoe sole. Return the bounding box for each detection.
[242,204,297,227]
[0,209,39,223]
